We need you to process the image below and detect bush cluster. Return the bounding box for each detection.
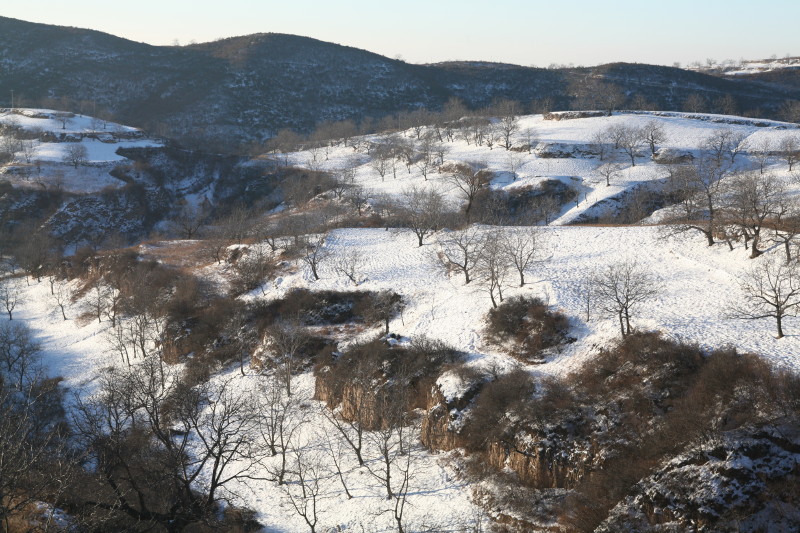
[485,296,572,362]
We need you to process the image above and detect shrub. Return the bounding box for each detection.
[252,289,401,331]
[485,296,572,362]
[461,368,538,450]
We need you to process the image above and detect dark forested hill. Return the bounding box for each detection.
[2,16,798,149]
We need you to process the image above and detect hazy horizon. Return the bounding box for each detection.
[2,0,799,68]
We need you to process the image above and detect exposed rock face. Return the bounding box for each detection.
[314,375,386,430]
[420,385,466,452]
[598,423,800,532]
[421,379,597,490]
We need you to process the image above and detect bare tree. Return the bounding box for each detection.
[345,184,370,217]
[398,185,446,246]
[18,139,36,164]
[778,135,800,171]
[773,194,800,263]
[533,195,561,225]
[415,156,432,181]
[589,130,611,161]
[663,157,728,246]
[447,163,493,222]
[370,143,392,180]
[53,111,73,130]
[62,143,88,168]
[574,274,595,322]
[726,131,750,164]
[362,290,404,335]
[51,277,70,320]
[617,125,644,166]
[494,99,521,150]
[723,171,786,258]
[702,128,746,167]
[572,79,625,115]
[382,426,419,533]
[501,227,543,287]
[330,163,357,201]
[321,373,371,467]
[364,391,414,500]
[593,260,661,337]
[72,361,263,531]
[715,94,739,116]
[641,120,668,158]
[0,322,71,531]
[281,446,324,533]
[232,243,275,295]
[732,257,800,338]
[333,249,364,285]
[596,159,626,187]
[508,151,525,180]
[321,424,353,499]
[258,375,307,484]
[0,321,40,390]
[751,138,773,174]
[781,100,800,124]
[595,82,626,116]
[478,232,510,308]
[299,235,331,281]
[85,279,111,325]
[172,203,205,239]
[1,278,20,320]
[683,93,708,113]
[483,123,499,150]
[263,319,310,396]
[521,127,539,153]
[439,228,484,284]
[179,378,262,507]
[604,123,627,150]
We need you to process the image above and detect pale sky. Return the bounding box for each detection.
[3,0,798,67]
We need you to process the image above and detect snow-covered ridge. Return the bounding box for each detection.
[689,56,800,76]
[0,108,162,193]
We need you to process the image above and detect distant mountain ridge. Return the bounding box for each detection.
[1,16,798,149]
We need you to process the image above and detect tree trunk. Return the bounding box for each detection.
[786,240,793,263]
[750,231,762,259]
[777,314,784,339]
[519,270,525,287]
[704,229,714,247]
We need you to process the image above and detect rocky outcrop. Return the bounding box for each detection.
[421,378,598,490]
[598,423,800,532]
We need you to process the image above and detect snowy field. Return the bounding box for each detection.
[0,108,162,192]
[7,109,800,530]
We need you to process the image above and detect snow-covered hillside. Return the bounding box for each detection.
[279,111,800,226]
[0,108,162,193]
[690,56,800,76]
[7,109,800,531]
